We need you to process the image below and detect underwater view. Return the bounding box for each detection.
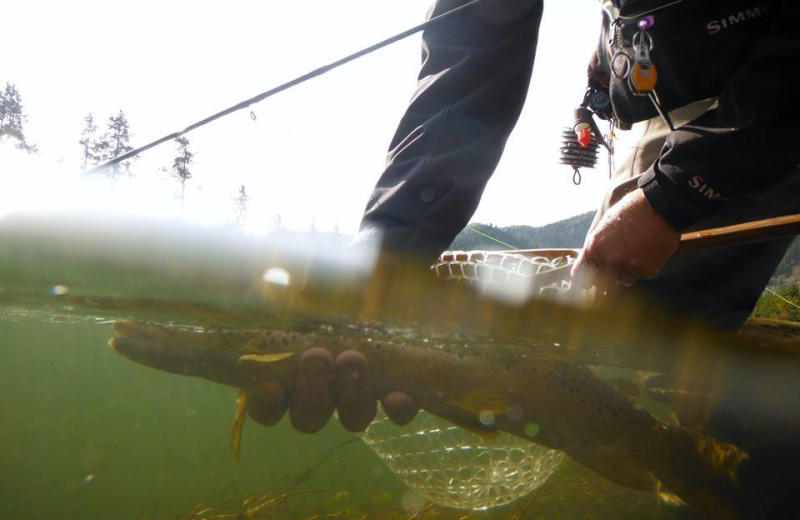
[2,212,798,520]
[0,314,672,520]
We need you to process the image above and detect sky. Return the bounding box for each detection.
[1,0,608,235]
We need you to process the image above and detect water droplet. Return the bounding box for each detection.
[400,490,426,515]
[524,421,540,437]
[479,410,495,426]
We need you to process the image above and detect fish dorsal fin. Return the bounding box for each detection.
[238,352,296,364]
[447,387,513,415]
[567,445,656,491]
[231,390,248,460]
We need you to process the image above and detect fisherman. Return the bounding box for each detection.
[250,0,800,445]
[355,0,800,330]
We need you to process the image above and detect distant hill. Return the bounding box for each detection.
[448,212,800,287]
[449,212,594,251]
[769,236,800,286]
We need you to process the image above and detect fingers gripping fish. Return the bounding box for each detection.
[110,320,758,520]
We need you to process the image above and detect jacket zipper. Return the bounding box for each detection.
[616,0,686,20]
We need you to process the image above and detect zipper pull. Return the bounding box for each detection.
[628,16,657,96]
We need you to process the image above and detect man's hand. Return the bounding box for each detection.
[572,188,680,287]
[245,349,419,433]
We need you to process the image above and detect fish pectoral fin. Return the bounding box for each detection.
[567,445,656,491]
[447,387,513,415]
[445,388,511,439]
[238,352,296,364]
[449,417,501,440]
[231,391,249,460]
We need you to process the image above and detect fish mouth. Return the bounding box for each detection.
[110,320,164,364]
[110,320,219,378]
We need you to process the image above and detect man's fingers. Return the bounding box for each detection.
[247,381,288,426]
[250,348,416,433]
[334,350,377,432]
[570,248,591,278]
[382,390,419,425]
[574,189,680,288]
[290,347,335,433]
[571,251,619,301]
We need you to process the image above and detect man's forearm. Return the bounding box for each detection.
[638,13,800,231]
[358,0,543,259]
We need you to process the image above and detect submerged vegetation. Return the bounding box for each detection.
[154,460,670,520]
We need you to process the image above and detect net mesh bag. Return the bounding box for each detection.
[360,410,565,510]
[432,249,577,298]
[358,249,577,510]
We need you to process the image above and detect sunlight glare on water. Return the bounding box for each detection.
[263,267,292,286]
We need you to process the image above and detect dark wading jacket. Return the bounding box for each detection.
[357,0,800,328]
[599,0,800,232]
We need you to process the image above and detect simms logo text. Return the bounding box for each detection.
[689,176,727,200]
[707,6,768,34]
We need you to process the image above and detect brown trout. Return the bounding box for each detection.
[111,319,764,520]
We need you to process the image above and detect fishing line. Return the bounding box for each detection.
[465,226,520,250]
[0,397,136,437]
[85,0,490,175]
[764,287,800,312]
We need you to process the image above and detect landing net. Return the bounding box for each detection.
[433,249,577,298]
[360,411,564,510]
[358,249,577,510]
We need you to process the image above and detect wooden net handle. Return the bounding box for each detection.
[677,213,800,252]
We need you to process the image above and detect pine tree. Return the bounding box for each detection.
[0,82,36,152]
[0,84,8,130]
[232,185,251,228]
[78,113,99,170]
[96,110,134,176]
[165,136,194,218]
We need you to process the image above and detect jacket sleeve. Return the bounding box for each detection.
[638,11,800,231]
[356,0,544,260]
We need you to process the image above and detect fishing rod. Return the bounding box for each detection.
[85,0,490,175]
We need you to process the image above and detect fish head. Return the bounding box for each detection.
[110,319,256,386]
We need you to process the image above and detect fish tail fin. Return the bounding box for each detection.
[634,424,756,520]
